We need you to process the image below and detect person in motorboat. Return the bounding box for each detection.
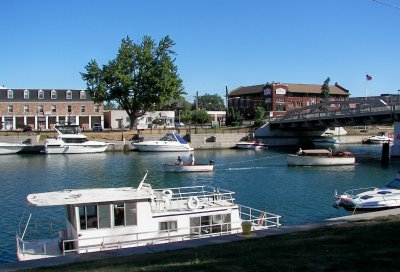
[175,156,183,165]
[296,148,303,155]
[189,154,195,165]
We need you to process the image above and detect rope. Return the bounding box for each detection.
[214,154,286,167]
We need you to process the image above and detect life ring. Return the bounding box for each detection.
[187,196,200,210]
[257,212,266,226]
[162,189,173,200]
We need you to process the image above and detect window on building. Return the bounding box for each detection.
[51,90,57,99]
[67,105,72,113]
[94,105,100,113]
[81,106,85,113]
[7,89,13,99]
[80,90,86,99]
[8,105,13,113]
[66,90,72,99]
[38,105,43,113]
[51,105,56,113]
[276,98,285,103]
[276,105,286,111]
[24,105,29,113]
[24,89,29,99]
[160,221,178,232]
[38,90,44,99]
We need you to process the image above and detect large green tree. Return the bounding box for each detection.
[81,35,184,129]
[195,94,225,111]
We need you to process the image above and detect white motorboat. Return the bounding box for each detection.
[287,149,355,166]
[0,142,27,154]
[162,162,214,172]
[364,135,393,144]
[16,172,281,261]
[44,126,109,154]
[334,171,400,212]
[311,137,340,148]
[235,141,268,150]
[131,133,194,152]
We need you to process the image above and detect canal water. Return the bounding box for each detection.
[1,144,399,262]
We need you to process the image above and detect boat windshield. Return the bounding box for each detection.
[159,134,177,142]
[385,179,400,189]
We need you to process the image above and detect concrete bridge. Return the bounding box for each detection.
[268,95,400,156]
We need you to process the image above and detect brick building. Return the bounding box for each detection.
[228,82,350,119]
[0,87,103,130]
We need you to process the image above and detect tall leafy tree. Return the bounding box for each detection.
[81,35,184,129]
[195,94,225,111]
[254,106,266,127]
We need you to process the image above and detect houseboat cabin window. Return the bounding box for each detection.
[114,203,125,226]
[79,205,98,230]
[125,202,137,226]
[190,214,231,235]
[160,221,177,232]
[114,202,137,227]
[98,204,111,228]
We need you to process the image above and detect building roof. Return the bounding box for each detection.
[0,88,92,102]
[229,83,350,97]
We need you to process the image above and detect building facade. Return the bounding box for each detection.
[104,110,176,129]
[0,87,103,130]
[228,82,350,119]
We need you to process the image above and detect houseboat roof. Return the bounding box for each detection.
[27,187,151,206]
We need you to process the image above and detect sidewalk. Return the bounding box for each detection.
[2,208,400,271]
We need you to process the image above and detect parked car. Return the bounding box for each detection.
[22,125,32,132]
[92,123,103,131]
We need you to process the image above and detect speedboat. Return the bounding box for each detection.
[235,141,268,150]
[364,135,393,144]
[0,142,27,154]
[287,149,355,166]
[44,126,109,154]
[311,137,340,148]
[131,133,194,152]
[162,161,215,172]
[16,172,281,261]
[334,171,400,212]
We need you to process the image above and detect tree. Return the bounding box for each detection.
[321,77,330,102]
[81,35,184,129]
[195,94,225,111]
[192,109,212,125]
[226,107,240,126]
[254,107,266,127]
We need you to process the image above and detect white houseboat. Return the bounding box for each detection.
[0,142,27,154]
[16,172,281,261]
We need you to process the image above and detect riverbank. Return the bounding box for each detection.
[3,209,400,271]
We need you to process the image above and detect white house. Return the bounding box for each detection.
[104,110,175,129]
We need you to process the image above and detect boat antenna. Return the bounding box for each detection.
[137,170,148,191]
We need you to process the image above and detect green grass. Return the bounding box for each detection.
[20,215,400,272]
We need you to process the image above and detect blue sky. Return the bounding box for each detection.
[1,0,399,102]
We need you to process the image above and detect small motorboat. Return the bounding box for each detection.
[363,135,393,144]
[334,171,400,212]
[287,149,355,166]
[311,137,340,148]
[131,132,194,152]
[235,141,268,150]
[162,162,214,172]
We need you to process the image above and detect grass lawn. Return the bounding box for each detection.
[20,215,400,272]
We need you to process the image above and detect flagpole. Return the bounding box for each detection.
[365,73,368,99]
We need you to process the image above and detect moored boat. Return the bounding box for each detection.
[235,141,268,150]
[131,133,194,152]
[287,149,355,166]
[0,142,27,155]
[16,172,281,261]
[363,135,393,144]
[162,162,214,172]
[334,171,400,212]
[311,137,340,148]
[44,126,109,154]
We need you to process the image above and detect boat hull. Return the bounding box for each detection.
[132,142,193,152]
[0,143,26,154]
[162,163,214,172]
[44,144,109,154]
[287,155,355,166]
[235,143,268,150]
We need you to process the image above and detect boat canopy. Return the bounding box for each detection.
[302,149,331,155]
[160,133,187,144]
[26,187,152,207]
[174,133,188,144]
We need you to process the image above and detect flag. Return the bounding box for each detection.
[366,74,372,80]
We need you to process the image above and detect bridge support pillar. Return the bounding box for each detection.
[391,121,400,157]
